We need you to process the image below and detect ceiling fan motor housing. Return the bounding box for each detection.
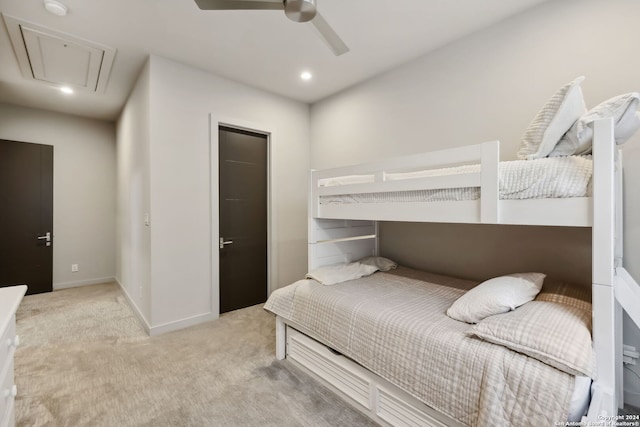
[284,0,317,22]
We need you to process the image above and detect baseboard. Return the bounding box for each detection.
[115,279,218,336]
[148,311,219,336]
[53,276,116,290]
[115,278,152,335]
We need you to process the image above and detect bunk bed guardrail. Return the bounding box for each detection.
[310,140,500,224]
[310,139,594,227]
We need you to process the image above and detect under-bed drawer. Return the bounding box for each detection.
[376,386,448,427]
[286,327,372,411]
[284,325,464,427]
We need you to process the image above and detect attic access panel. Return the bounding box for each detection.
[21,27,104,90]
[2,14,116,93]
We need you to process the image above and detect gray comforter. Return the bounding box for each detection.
[264,268,575,427]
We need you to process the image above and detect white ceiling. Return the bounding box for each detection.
[0,0,551,121]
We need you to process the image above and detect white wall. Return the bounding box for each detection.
[0,103,116,289]
[117,55,309,333]
[312,1,640,167]
[116,60,152,323]
[310,0,640,405]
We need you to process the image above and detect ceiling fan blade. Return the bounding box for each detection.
[310,12,349,56]
[194,0,283,11]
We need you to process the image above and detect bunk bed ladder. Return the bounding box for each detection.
[612,146,640,405]
[615,268,640,332]
[590,118,623,419]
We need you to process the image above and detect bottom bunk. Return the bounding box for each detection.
[264,266,594,427]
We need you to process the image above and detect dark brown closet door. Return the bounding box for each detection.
[218,127,268,313]
[0,139,53,295]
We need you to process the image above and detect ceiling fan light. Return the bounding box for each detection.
[284,0,316,23]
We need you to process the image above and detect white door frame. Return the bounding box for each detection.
[209,114,278,317]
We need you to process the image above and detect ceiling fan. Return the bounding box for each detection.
[194,0,350,56]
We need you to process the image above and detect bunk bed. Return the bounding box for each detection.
[265,118,640,426]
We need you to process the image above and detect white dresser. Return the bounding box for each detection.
[0,286,26,427]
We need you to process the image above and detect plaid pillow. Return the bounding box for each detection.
[468,300,595,378]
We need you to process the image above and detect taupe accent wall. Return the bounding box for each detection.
[380,222,592,286]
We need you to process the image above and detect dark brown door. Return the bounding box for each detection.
[219,127,268,313]
[0,139,53,295]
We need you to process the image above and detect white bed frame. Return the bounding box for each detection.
[276,118,640,425]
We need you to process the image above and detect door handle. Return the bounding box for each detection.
[219,237,233,249]
[37,232,52,246]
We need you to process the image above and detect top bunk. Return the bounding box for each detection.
[310,118,620,228]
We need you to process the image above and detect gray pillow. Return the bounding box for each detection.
[468,301,595,378]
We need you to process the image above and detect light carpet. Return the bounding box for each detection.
[14,283,376,427]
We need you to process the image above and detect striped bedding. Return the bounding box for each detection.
[264,268,577,427]
[319,155,592,204]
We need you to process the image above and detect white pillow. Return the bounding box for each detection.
[549,92,640,156]
[306,262,378,286]
[517,77,586,160]
[446,273,545,323]
[359,256,397,271]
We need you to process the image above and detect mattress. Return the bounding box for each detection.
[265,267,591,426]
[319,155,592,204]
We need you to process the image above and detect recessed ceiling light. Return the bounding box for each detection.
[300,71,312,81]
[44,0,68,16]
[59,86,73,94]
